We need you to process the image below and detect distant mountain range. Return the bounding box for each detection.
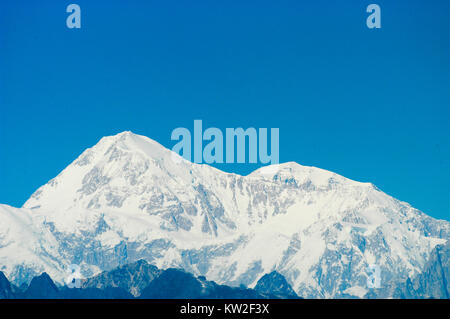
[0,132,448,298]
[0,260,299,299]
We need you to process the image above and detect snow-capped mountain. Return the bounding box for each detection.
[0,131,448,298]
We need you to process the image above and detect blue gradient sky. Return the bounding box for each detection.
[0,0,449,220]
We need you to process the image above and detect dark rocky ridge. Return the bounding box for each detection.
[0,260,298,299]
[255,271,298,298]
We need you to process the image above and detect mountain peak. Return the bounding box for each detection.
[98,130,166,152]
[11,132,449,298]
[249,161,368,188]
[115,130,134,137]
[81,259,161,297]
[255,271,298,298]
[24,272,59,299]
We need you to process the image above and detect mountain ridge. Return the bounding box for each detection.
[0,131,448,298]
[0,260,298,299]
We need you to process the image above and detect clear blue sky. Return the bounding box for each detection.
[0,0,449,220]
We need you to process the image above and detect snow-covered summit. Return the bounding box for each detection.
[1,132,448,298]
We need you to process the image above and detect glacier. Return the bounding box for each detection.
[0,131,448,298]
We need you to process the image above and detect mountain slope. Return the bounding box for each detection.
[0,204,66,284]
[394,241,449,299]
[81,259,161,297]
[0,271,14,299]
[23,272,59,299]
[0,131,448,298]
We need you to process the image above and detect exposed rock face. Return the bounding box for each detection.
[81,259,161,297]
[394,241,449,299]
[255,271,298,298]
